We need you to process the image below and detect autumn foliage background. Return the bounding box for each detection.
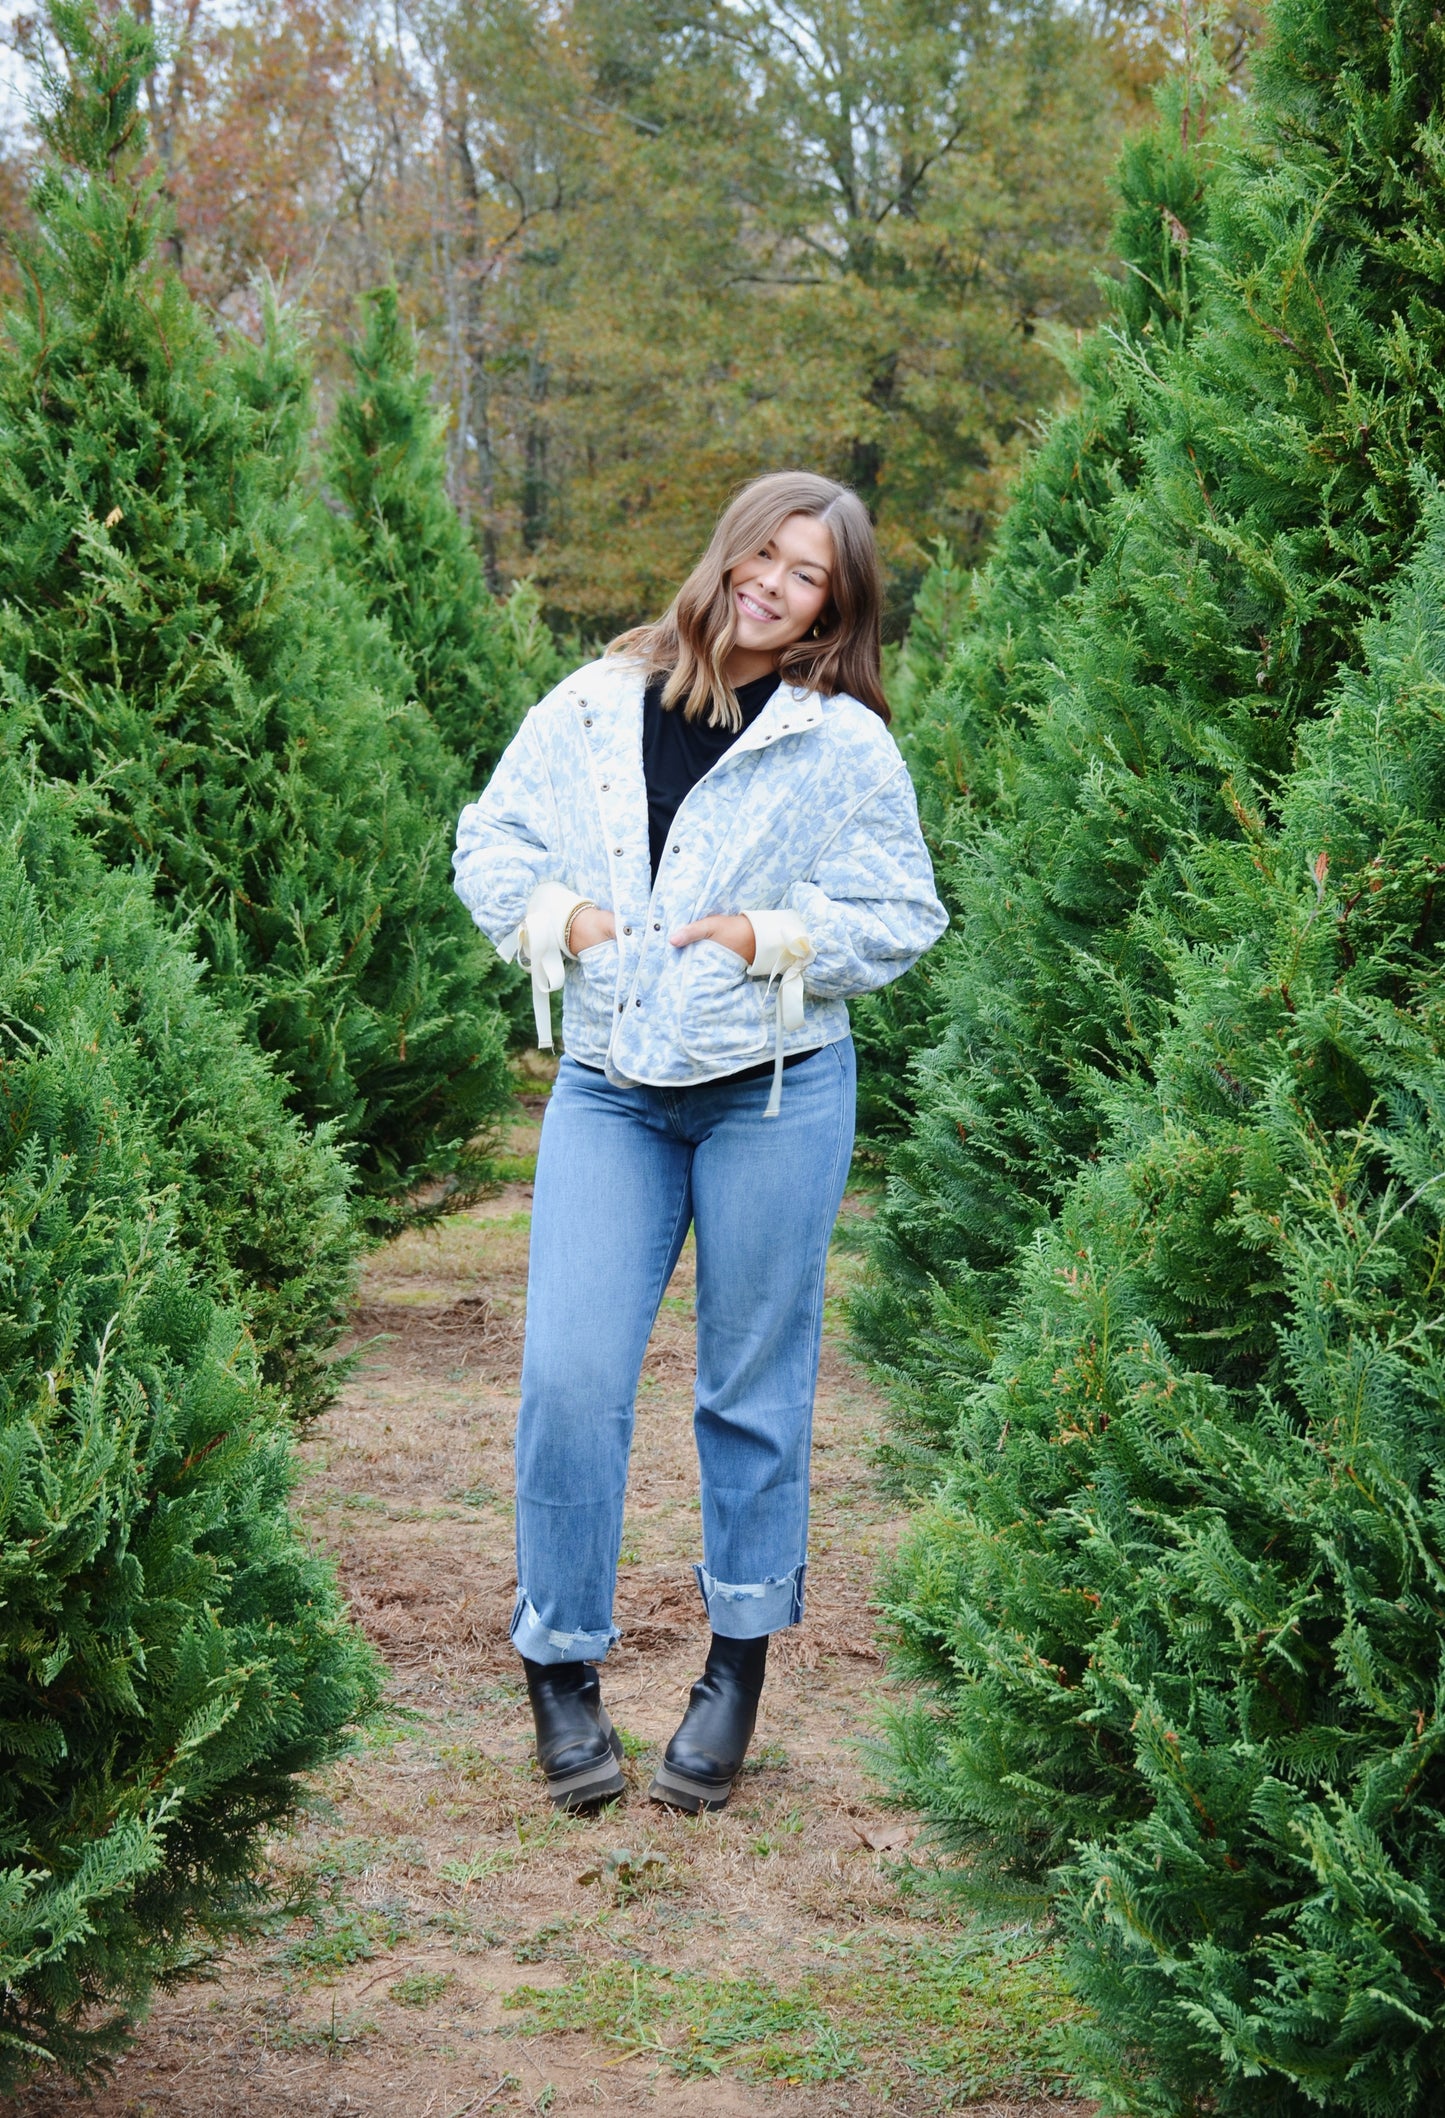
[1,0,1219,635]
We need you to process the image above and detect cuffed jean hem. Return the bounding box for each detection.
[694,1562,806,1638]
[509,1591,619,1666]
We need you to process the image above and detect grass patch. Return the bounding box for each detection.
[446,1482,498,1508]
[512,1915,581,1965]
[311,1833,426,1880]
[504,1930,1085,2098]
[275,1900,413,1986]
[269,2006,379,2051]
[390,1969,456,2008]
[743,1740,790,1774]
[575,1846,672,1902]
[440,1809,587,1886]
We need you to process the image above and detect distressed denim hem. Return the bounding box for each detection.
[509,1591,619,1665]
[693,1562,806,1638]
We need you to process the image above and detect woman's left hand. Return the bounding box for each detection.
[669,914,756,964]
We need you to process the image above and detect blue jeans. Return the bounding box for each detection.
[511,1039,856,1664]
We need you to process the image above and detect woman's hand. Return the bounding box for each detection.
[669,914,756,965]
[568,906,617,953]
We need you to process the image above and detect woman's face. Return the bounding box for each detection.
[728,513,834,666]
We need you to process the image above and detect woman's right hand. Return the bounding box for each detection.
[568,905,617,953]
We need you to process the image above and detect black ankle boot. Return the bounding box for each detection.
[649,1633,768,1813]
[522,1657,625,1811]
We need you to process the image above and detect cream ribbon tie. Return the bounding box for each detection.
[499,881,588,1050]
[746,911,816,1117]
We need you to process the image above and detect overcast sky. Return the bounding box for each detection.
[1,6,34,138]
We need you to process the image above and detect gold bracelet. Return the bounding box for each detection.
[562,899,596,955]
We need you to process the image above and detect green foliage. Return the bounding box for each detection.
[884,502,1445,2115]
[0,746,379,2082]
[884,539,972,736]
[277,1898,411,1985]
[2,762,357,1417]
[866,0,1445,2102]
[0,5,512,1205]
[902,95,1219,838]
[855,75,1224,1447]
[860,0,1445,1440]
[850,966,943,1159]
[326,286,562,789]
[853,538,969,1155]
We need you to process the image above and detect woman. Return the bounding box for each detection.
[453,471,946,1814]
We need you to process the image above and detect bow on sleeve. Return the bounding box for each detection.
[500,881,592,1050]
[745,909,817,1116]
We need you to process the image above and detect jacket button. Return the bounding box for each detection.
[652,922,661,931]
[614,846,623,856]
[601,782,610,791]
[623,924,632,935]
[634,998,642,1008]
[583,716,593,727]
[617,1002,625,1013]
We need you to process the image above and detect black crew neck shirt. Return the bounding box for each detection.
[642,670,778,880]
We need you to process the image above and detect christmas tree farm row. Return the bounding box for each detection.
[0,1,555,2078]
[862,1,1445,2111]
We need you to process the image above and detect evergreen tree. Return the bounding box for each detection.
[852,539,976,1155]
[872,0,1445,2104]
[855,76,1222,1452]
[884,539,971,736]
[0,753,378,2083]
[853,90,1221,1170]
[4,763,358,1417]
[884,494,1445,2118]
[0,2,512,1207]
[327,285,562,790]
[862,0,1445,1426]
[903,87,1222,837]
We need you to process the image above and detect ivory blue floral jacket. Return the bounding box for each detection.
[452,654,947,1089]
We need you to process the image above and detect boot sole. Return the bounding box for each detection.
[545,1712,626,1812]
[647,1759,735,1814]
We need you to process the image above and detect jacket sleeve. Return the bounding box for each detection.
[782,759,948,1000]
[452,709,564,951]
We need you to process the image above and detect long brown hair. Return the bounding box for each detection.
[608,471,888,730]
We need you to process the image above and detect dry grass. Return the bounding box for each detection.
[8,1108,1095,2118]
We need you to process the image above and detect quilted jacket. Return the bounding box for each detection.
[452,653,947,1092]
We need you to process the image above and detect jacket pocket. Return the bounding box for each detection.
[561,937,620,1056]
[677,939,769,1065]
[576,937,620,983]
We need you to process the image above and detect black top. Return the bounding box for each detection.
[642,669,777,879]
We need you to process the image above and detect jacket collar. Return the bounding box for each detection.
[728,682,825,756]
[574,659,825,754]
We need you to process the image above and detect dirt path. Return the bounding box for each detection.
[12,1106,1094,2118]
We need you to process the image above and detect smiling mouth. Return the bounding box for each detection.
[735,589,780,623]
